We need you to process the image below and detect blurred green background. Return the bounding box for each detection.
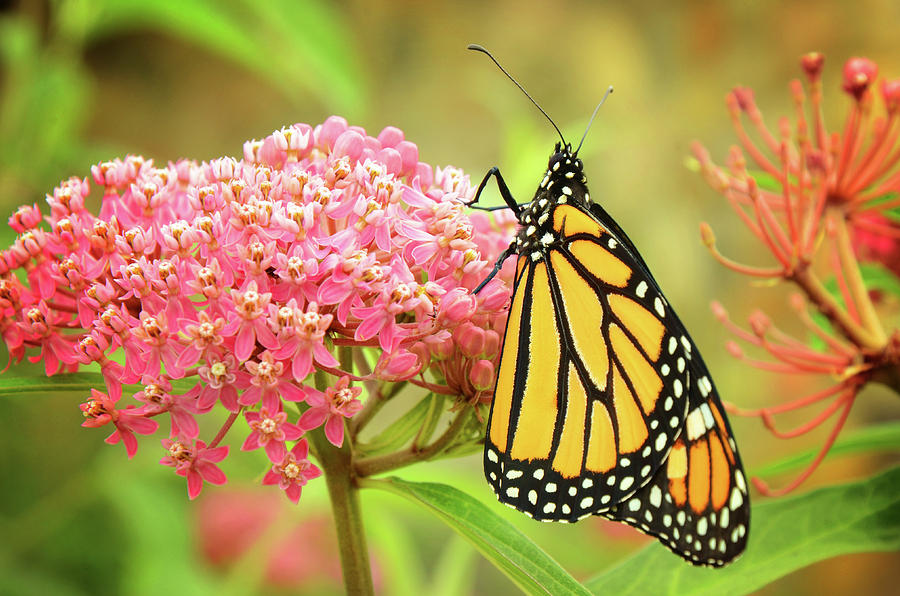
[1,0,898,594]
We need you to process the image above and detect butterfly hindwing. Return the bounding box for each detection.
[601,352,750,566]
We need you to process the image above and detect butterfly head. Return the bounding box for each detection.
[542,143,588,196]
[549,142,584,174]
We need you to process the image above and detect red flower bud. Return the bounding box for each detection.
[881,79,900,113]
[800,52,824,82]
[842,57,878,100]
[731,87,755,112]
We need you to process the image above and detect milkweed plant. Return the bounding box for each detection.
[694,53,900,496]
[1,54,898,595]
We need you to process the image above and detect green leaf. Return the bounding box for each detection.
[858,262,900,298]
[585,465,900,596]
[414,393,447,448]
[73,0,366,115]
[752,421,900,477]
[748,170,783,192]
[362,477,591,596]
[357,395,437,456]
[427,534,479,596]
[0,16,91,198]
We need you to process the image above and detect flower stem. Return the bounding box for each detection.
[831,211,887,344]
[789,265,879,350]
[309,426,374,596]
[311,367,373,595]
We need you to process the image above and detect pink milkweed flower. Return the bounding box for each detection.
[127,310,183,381]
[239,350,307,412]
[177,309,227,370]
[243,407,304,463]
[271,301,338,383]
[134,376,200,438]
[224,280,278,361]
[20,301,75,375]
[160,437,229,499]
[262,439,321,504]
[81,388,158,458]
[299,376,363,447]
[193,353,242,412]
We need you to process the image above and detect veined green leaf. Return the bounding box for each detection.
[362,477,590,596]
[585,465,900,596]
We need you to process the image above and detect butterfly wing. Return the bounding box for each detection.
[484,199,694,522]
[600,353,751,566]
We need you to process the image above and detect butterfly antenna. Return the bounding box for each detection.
[468,44,567,147]
[574,85,614,156]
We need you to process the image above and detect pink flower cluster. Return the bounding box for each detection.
[1,116,514,501]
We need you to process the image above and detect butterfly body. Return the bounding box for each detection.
[476,143,750,567]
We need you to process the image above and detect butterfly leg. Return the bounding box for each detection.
[472,244,516,295]
[465,167,523,216]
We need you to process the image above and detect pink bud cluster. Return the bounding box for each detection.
[1,116,515,501]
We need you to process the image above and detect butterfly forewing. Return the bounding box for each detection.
[485,155,691,521]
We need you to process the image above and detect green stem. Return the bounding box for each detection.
[831,211,887,345]
[309,426,374,596]
[311,368,373,595]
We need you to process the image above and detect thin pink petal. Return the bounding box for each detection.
[299,408,328,431]
[324,416,345,447]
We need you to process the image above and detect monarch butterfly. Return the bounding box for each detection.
[467,45,749,567]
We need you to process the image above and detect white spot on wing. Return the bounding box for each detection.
[730,487,744,510]
[686,408,706,441]
[655,432,667,451]
[636,280,648,298]
[654,296,665,317]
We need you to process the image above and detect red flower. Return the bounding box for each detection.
[695,53,900,495]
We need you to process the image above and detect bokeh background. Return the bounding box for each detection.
[1,1,898,594]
